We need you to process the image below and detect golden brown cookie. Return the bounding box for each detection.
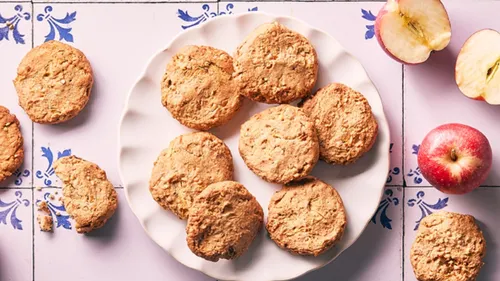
[233,21,318,104]
[410,211,486,281]
[0,105,24,182]
[239,105,319,184]
[161,45,242,131]
[186,181,263,262]
[53,155,118,234]
[149,132,234,220]
[13,40,93,124]
[300,83,378,165]
[266,176,347,256]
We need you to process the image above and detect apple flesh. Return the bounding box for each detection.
[417,123,492,195]
[375,0,451,64]
[456,29,500,104]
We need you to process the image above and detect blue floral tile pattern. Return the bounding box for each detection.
[386,143,401,184]
[14,168,30,186]
[361,9,376,40]
[0,5,31,44]
[0,191,30,230]
[406,144,423,185]
[36,146,71,187]
[407,191,448,230]
[178,4,258,30]
[37,6,76,43]
[371,188,400,230]
[36,192,71,230]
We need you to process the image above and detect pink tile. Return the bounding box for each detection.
[32,3,217,188]
[34,188,214,281]
[0,3,33,188]
[404,187,500,281]
[296,186,402,281]
[404,1,500,187]
[0,189,33,281]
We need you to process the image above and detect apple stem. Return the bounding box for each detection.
[450,149,458,162]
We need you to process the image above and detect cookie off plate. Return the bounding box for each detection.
[118,12,390,281]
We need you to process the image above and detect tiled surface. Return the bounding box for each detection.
[1,1,499,281]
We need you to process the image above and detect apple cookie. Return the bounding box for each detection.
[410,211,486,281]
[54,155,118,233]
[161,45,242,131]
[239,105,319,184]
[266,176,347,256]
[149,132,234,220]
[0,105,24,183]
[300,83,378,165]
[14,40,93,124]
[186,181,263,262]
[233,21,318,104]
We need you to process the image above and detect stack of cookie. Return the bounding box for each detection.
[1,40,118,234]
[151,21,379,262]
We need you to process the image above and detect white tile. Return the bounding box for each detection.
[404,1,500,187]
[34,189,214,281]
[404,187,499,281]
[32,3,217,188]
[0,189,33,281]
[0,2,33,188]
[296,186,403,281]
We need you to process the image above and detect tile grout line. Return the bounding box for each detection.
[401,64,405,281]
[31,2,35,279]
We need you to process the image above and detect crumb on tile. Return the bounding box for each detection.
[55,212,61,216]
[49,194,55,200]
[55,191,58,195]
[37,201,50,214]
[36,186,42,191]
[37,215,53,232]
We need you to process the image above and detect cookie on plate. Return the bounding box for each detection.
[53,155,118,233]
[186,181,263,262]
[410,211,486,281]
[233,21,318,104]
[300,83,378,165]
[149,132,234,220]
[239,104,319,184]
[13,40,93,124]
[0,105,24,183]
[161,45,242,131]
[266,176,347,256]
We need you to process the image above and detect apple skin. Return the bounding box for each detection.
[417,123,492,195]
[374,0,451,65]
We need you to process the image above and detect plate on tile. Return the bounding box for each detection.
[119,12,390,281]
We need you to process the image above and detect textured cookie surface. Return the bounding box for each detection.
[300,83,378,165]
[410,211,486,281]
[239,105,319,184]
[161,45,242,130]
[149,132,234,220]
[266,176,347,256]
[186,181,263,262]
[233,22,318,104]
[0,106,24,182]
[53,155,118,233]
[13,40,93,124]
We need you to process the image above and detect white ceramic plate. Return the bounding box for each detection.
[118,12,390,281]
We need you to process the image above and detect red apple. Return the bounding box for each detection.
[417,123,492,194]
[456,29,500,104]
[375,0,451,64]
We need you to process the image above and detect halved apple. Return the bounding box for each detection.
[375,0,452,64]
[456,29,500,104]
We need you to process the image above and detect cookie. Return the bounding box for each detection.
[239,105,319,184]
[410,211,486,281]
[233,21,318,104]
[186,181,263,262]
[0,106,24,183]
[149,132,234,220]
[161,45,242,131]
[53,155,118,233]
[300,83,378,165]
[266,176,347,256]
[37,215,53,232]
[13,40,93,124]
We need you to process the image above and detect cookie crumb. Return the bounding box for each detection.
[37,215,53,232]
[54,191,58,195]
[37,201,50,214]
[36,186,42,191]
[55,212,61,216]
[49,194,55,200]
